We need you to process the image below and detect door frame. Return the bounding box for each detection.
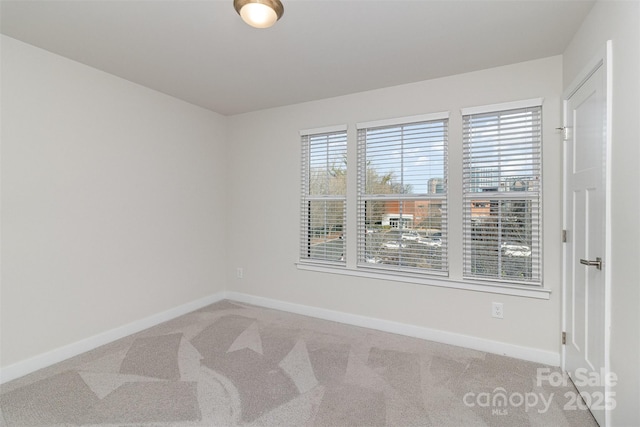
[561,40,613,426]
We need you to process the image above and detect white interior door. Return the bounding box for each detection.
[563,48,611,427]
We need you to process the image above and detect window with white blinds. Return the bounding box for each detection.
[462,104,542,284]
[300,127,347,264]
[357,114,448,274]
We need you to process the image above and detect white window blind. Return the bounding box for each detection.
[357,117,448,274]
[462,105,542,284]
[300,128,347,264]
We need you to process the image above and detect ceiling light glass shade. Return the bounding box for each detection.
[234,0,284,29]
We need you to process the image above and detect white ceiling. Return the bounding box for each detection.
[1,0,595,116]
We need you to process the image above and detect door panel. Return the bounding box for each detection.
[564,61,607,426]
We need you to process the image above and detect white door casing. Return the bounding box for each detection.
[562,42,612,427]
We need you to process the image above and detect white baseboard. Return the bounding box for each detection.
[0,292,227,384]
[225,291,561,367]
[1,290,560,384]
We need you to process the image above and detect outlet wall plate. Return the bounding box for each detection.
[492,302,504,319]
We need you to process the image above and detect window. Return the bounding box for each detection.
[357,114,448,274]
[298,100,550,299]
[300,126,347,264]
[462,102,542,284]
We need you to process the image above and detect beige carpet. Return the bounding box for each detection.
[0,300,597,426]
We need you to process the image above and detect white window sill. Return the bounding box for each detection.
[296,262,550,300]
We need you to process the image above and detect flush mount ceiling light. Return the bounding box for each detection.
[234,0,284,29]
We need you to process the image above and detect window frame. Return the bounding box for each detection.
[461,99,543,286]
[356,112,449,276]
[299,125,348,266]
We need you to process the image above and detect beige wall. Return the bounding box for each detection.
[227,56,564,356]
[563,1,640,426]
[0,35,228,367]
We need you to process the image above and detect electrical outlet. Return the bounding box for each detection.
[492,302,504,319]
[236,268,244,279]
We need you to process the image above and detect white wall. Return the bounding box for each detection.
[563,2,640,426]
[0,36,228,368]
[227,57,564,359]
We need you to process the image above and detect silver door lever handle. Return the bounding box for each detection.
[580,257,602,270]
